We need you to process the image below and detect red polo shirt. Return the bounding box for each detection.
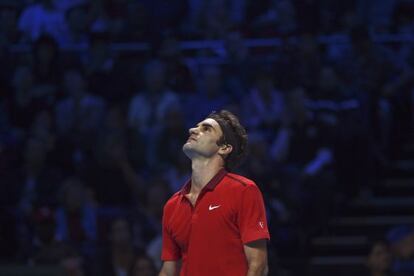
[161,169,270,275]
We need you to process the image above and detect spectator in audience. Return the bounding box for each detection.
[83,32,110,69]
[32,207,78,265]
[184,64,231,125]
[223,31,251,99]
[131,177,171,247]
[55,177,97,246]
[387,225,414,276]
[60,2,90,46]
[30,206,84,276]
[83,106,144,206]
[249,0,297,36]
[139,0,188,36]
[158,34,196,94]
[154,108,188,169]
[362,239,393,276]
[270,86,335,230]
[18,0,66,42]
[13,136,63,259]
[140,178,171,269]
[9,65,40,130]
[30,35,62,103]
[55,68,105,140]
[81,32,130,103]
[128,59,180,166]
[29,109,55,149]
[129,253,157,276]
[163,152,191,193]
[17,137,63,214]
[242,132,273,183]
[0,1,22,45]
[118,1,149,42]
[241,68,285,136]
[98,217,137,276]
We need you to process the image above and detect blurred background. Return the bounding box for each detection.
[0,0,414,275]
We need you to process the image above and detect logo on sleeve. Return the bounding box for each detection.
[259,221,265,229]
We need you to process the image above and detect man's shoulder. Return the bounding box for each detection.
[225,172,255,185]
[163,191,182,211]
[223,173,256,189]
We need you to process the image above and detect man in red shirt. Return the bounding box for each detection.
[159,110,270,276]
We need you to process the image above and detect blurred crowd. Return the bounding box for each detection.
[0,0,414,275]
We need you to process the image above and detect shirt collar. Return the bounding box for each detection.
[179,168,227,195]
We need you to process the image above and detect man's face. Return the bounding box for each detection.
[183,118,224,159]
[367,242,391,272]
[392,233,414,259]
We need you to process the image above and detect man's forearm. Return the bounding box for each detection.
[247,263,268,276]
[159,261,179,276]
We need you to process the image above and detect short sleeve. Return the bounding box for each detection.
[161,205,181,261]
[237,184,270,244]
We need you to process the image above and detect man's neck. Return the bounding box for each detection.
[190,158,223,195]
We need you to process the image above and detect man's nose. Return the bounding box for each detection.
[189,127,197,135]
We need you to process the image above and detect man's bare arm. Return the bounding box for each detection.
[244,239,268,276]
[159,261,179,276]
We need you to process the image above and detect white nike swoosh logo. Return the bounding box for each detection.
[209,205,221,210]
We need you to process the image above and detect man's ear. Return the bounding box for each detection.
[219,144,233,156]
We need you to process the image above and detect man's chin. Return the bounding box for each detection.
[182,144,195,158]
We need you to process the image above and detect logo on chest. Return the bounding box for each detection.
[208,204,221,211]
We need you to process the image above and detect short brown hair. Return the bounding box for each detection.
[207,110,248,171]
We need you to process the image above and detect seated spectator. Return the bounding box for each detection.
[17,137,63,214]
[30,35,62,104]
[55,177,97,245]
[154,107,188,169]
[270,86,335,229]
[129,254,157,276]
[128,59,180,134]
[387,225,414,276]
[9,65,41,130]
[247,0,297,36]
[60,2,90,46]
[157,34,196,94]
[184,64,231,126]
[82,111,143,206]
[363,239,393,276]
[30,207,84,275]
[141,179,171,269]
[82,32,131,102]
[163,152,191,193]
[18,0,66,42]
[270,87,334,178]
[241,68,285,136]
[128,59,180,166]
[82,32,115,76]
[139,0,188,37]
[0,1,22,45]
[117,1,149,42]
[98,218,137,276]
[29,109,56,153]
[242,132,273,183]
[222,31,251,99]
[55,68,106,142]
[195,0,233,39]
[131,178,171,250]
